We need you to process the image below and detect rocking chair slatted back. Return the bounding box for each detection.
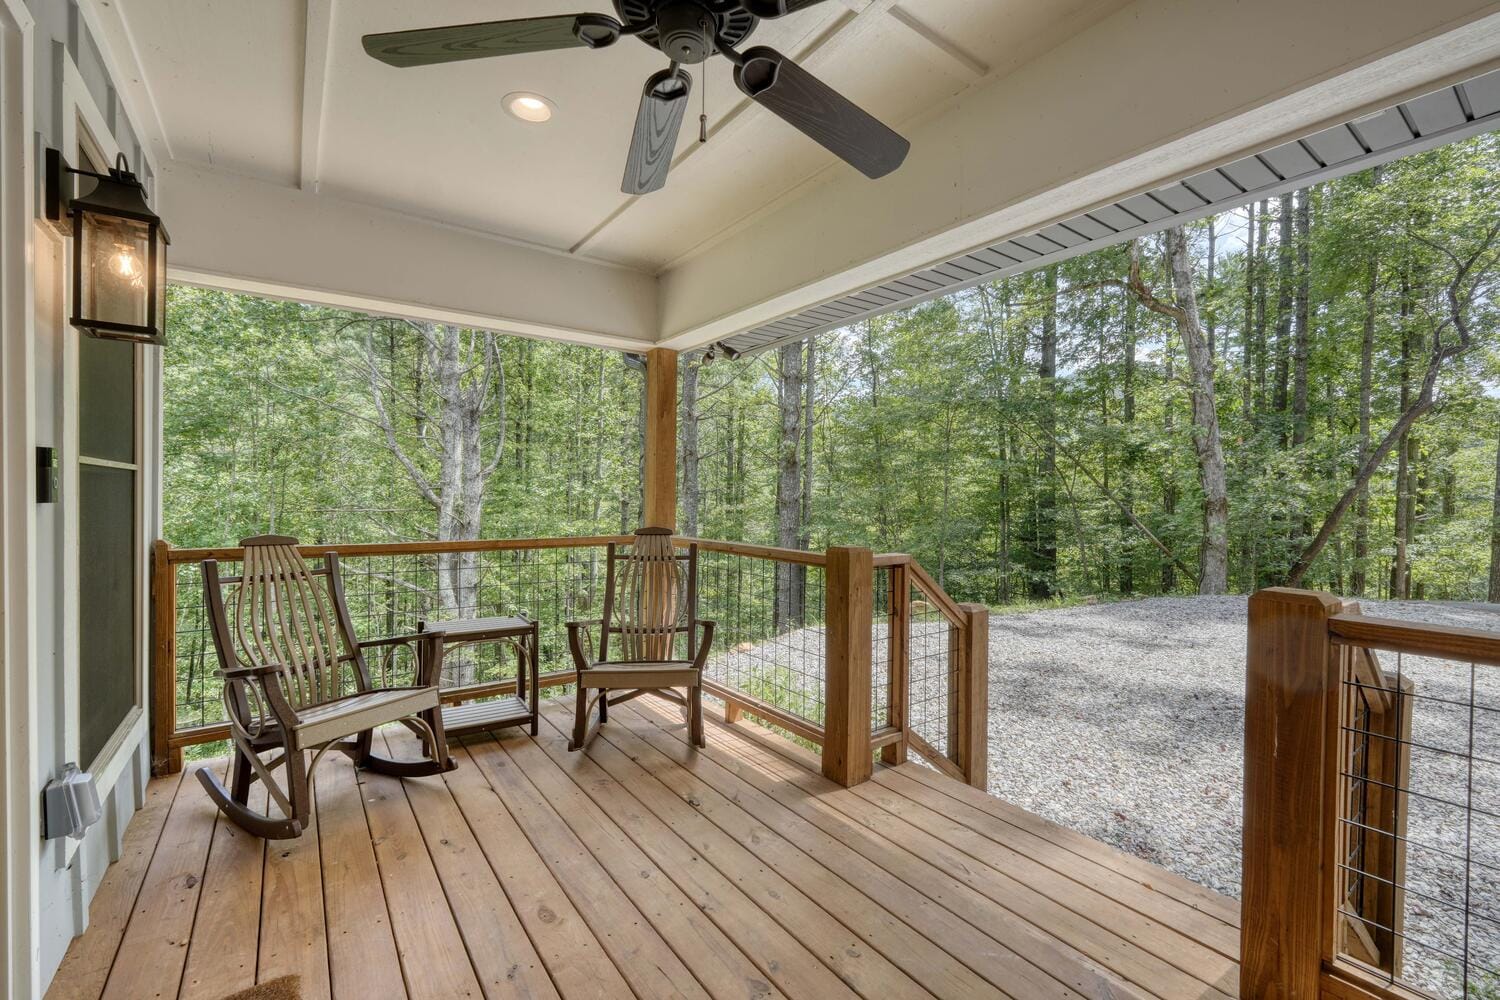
[601,528,697,663]
[209,535,369,709]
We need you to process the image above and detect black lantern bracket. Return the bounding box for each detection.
[43,147,170,345]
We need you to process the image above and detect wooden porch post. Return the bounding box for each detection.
[823,545,873,786]
[958,602,989,789]
[150,539,182,775]
[643,348,677,531]
[1243,587,1340,1000]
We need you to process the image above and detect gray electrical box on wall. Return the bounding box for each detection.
[43,764,101,841]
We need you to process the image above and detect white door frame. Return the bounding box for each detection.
[0,0,38,995]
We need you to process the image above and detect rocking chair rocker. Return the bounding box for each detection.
[199,535,456,839]
[567,527,715,751]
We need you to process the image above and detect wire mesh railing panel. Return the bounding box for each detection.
[907,580,958,763]
[872,566,891,732]
[1335,643,1500,1000]
[170,544,610,732]
[696,547,827,728]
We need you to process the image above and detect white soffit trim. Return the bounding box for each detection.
[713,67,1500,358]
[657,0,1500,352]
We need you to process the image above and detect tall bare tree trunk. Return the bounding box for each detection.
[679,354,701,538]
[364,322,507,684]
[775,341,805,626]
[1120,292,1137,595]
[1290,189,1312,448]
[1031,265,1059,599]
[1273,193,1295,431]
[1120,231,1229,594]
[1488,426,1500,603]
[1352,248,1377,596]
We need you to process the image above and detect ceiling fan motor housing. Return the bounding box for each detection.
[615,0,758,63]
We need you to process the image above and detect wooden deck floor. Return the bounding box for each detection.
[48,696,1242,1000]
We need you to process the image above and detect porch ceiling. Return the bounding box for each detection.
[85,0,1500,350]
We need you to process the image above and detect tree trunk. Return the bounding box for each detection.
[1164,228,1230,594]
[364,322,506,685]
[1351,249,1377,596]
[775,341,805,627]
[1290,188,1312,448]
[1488,425,1500,603]
[680,354,701,538]
[1031,265,1059,599]
[1273,193,1295,430]
[1120,292,1137,595]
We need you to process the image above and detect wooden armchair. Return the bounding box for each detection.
[199,535,455,839]
[567,527,715,750]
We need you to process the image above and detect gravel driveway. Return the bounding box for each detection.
[986,595,1500,999]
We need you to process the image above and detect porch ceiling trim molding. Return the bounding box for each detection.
[656,0,1500,352]
[714,66,1500,357]
[161,162,660,351]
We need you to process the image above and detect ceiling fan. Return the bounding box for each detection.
[361,0,911,196]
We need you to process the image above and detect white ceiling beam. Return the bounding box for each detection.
[657,0,1500,350]
[299,0,334,192]
[75,0,172,164]
[161,162,658,351]
[886,6,988,81]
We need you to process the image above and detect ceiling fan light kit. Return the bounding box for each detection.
[361,0,910,194]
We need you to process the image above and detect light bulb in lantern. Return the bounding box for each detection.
[110,243,144,286]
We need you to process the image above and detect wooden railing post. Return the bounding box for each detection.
[643,348,677,531]
[1243,587,1341,1000]
[957,602,989,789]
[150,539,182,776]
[882,561,909,765]
[823,545,873,786]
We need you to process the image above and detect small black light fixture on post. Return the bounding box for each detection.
[45,147,169,345]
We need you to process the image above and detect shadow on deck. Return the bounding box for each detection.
[48,695,1241,1000]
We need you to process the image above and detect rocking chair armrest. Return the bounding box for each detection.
[565,619,601,672]
[221,664,302,733]
[221,662,284,680]
[358,631,428,650]
[692,618,717,670]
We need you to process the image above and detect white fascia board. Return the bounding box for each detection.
[161,161,659,351]
[657,0,1500,349]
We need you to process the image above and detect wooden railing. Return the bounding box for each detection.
[1244,588,1494,1000]
[149,535,988,789]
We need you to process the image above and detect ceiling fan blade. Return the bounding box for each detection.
[743,0,833,17]
[732,46,909,179]
[622,69,693,196]
[362,14,621,68]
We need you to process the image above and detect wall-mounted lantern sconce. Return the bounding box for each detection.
[45,148,169,345]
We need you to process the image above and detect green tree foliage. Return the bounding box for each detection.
[165,133,1500,606]
[163,293,643,547]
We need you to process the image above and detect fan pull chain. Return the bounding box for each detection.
[699,20,709,143]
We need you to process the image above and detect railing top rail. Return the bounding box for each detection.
[163,535,868,568]
[160,534,631,564]
[903,559,966,626]
[1329,611,1500,668]
[673,537,828,567]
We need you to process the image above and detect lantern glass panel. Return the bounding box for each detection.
[78,209,151,329]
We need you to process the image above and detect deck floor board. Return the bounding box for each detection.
[50,697,1242,1000]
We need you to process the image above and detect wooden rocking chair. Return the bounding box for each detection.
[199,535,456,839]
[567,527,715,751]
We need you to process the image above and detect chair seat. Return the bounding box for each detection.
[293,686,439,749]
[578,661,700,689]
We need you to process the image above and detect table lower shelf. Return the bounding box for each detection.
[441,695,534,735]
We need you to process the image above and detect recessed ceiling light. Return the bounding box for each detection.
[503,92,554,123]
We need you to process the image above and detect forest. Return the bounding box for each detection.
[163,131,1500,609]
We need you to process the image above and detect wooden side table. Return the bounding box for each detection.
[418,615,540,736]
